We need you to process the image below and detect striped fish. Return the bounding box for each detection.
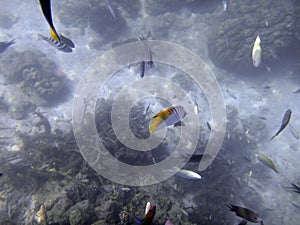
[37,34,73,52]
[149,106,186,133]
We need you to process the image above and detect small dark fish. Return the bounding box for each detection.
[239,220,248,225]
[293,88,300,94]
[0,173,2,177]
[257,116,267,120]
[134,205,156,225]
[226,89,237,100]
[180,154,212,163]
[264,85,271,89]
[59,34,75,48]
[37,34,73,53]
[206,122,211,131]
[289,183,300,194]
[173,121,184,127]
[0,39,15,54]
[140,61,145,78]
[228,204,263,223]
[270,109,292,140]
[289,124,299,140]
[138,35,153,67]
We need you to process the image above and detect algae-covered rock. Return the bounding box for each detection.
[68,200,90,225]
[208,0,296,74]
[0,50,71,106]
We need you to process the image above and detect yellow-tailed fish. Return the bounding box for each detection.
[149,105,186,133]
[256,153,278,174]
[252,35,262,67]
[37,34,72,52]
[38,0,60,42]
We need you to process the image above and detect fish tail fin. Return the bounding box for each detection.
[149,123,156,133]
[50,27,60,42]
[37,33,46,41]
[8,39,15,46]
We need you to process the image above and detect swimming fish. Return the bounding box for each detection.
[106,2,117,20]
[37,34,73,52]
[134,205,156,225]
[206,122,211,131]
[140,61,145,78]
[149,106,186,133]
[256,153,278,174]
[289,124,299,140]
[226,89,237,100]
[145,202,151,215]
[293,88,300,94]
[176,169,202,180]
[270,109,292,140]
[289,183,300,194]
[138,35,153,67]
[38,0,74,49]
[252,35,262,67]
[228,204,264,224]
[0,39,15,54]
[38,0,60,42]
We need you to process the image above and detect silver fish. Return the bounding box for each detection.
[270,109,292,140]
[256,153,278,174]
[226,89,237,100]
[38,34,73,53]
[289,124,299,140]
[106,3,117,20]
[176,169,201,180]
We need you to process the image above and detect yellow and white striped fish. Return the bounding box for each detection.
[37,34,73,52]
[149,106,186,133]
[252,35,262,67]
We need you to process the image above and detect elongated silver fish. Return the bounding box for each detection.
[270,109,292,140]
[289,124,299,140]
[37,34,73,53]
[176,169,201,180]
[256,153,278,174]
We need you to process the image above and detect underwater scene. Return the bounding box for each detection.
[0,0,300,224]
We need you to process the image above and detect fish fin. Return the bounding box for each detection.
[133,216,142,225]
[59,34,75,48]
[149,117,163,133]
[50,28,60,42]
[37,33,46,41]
